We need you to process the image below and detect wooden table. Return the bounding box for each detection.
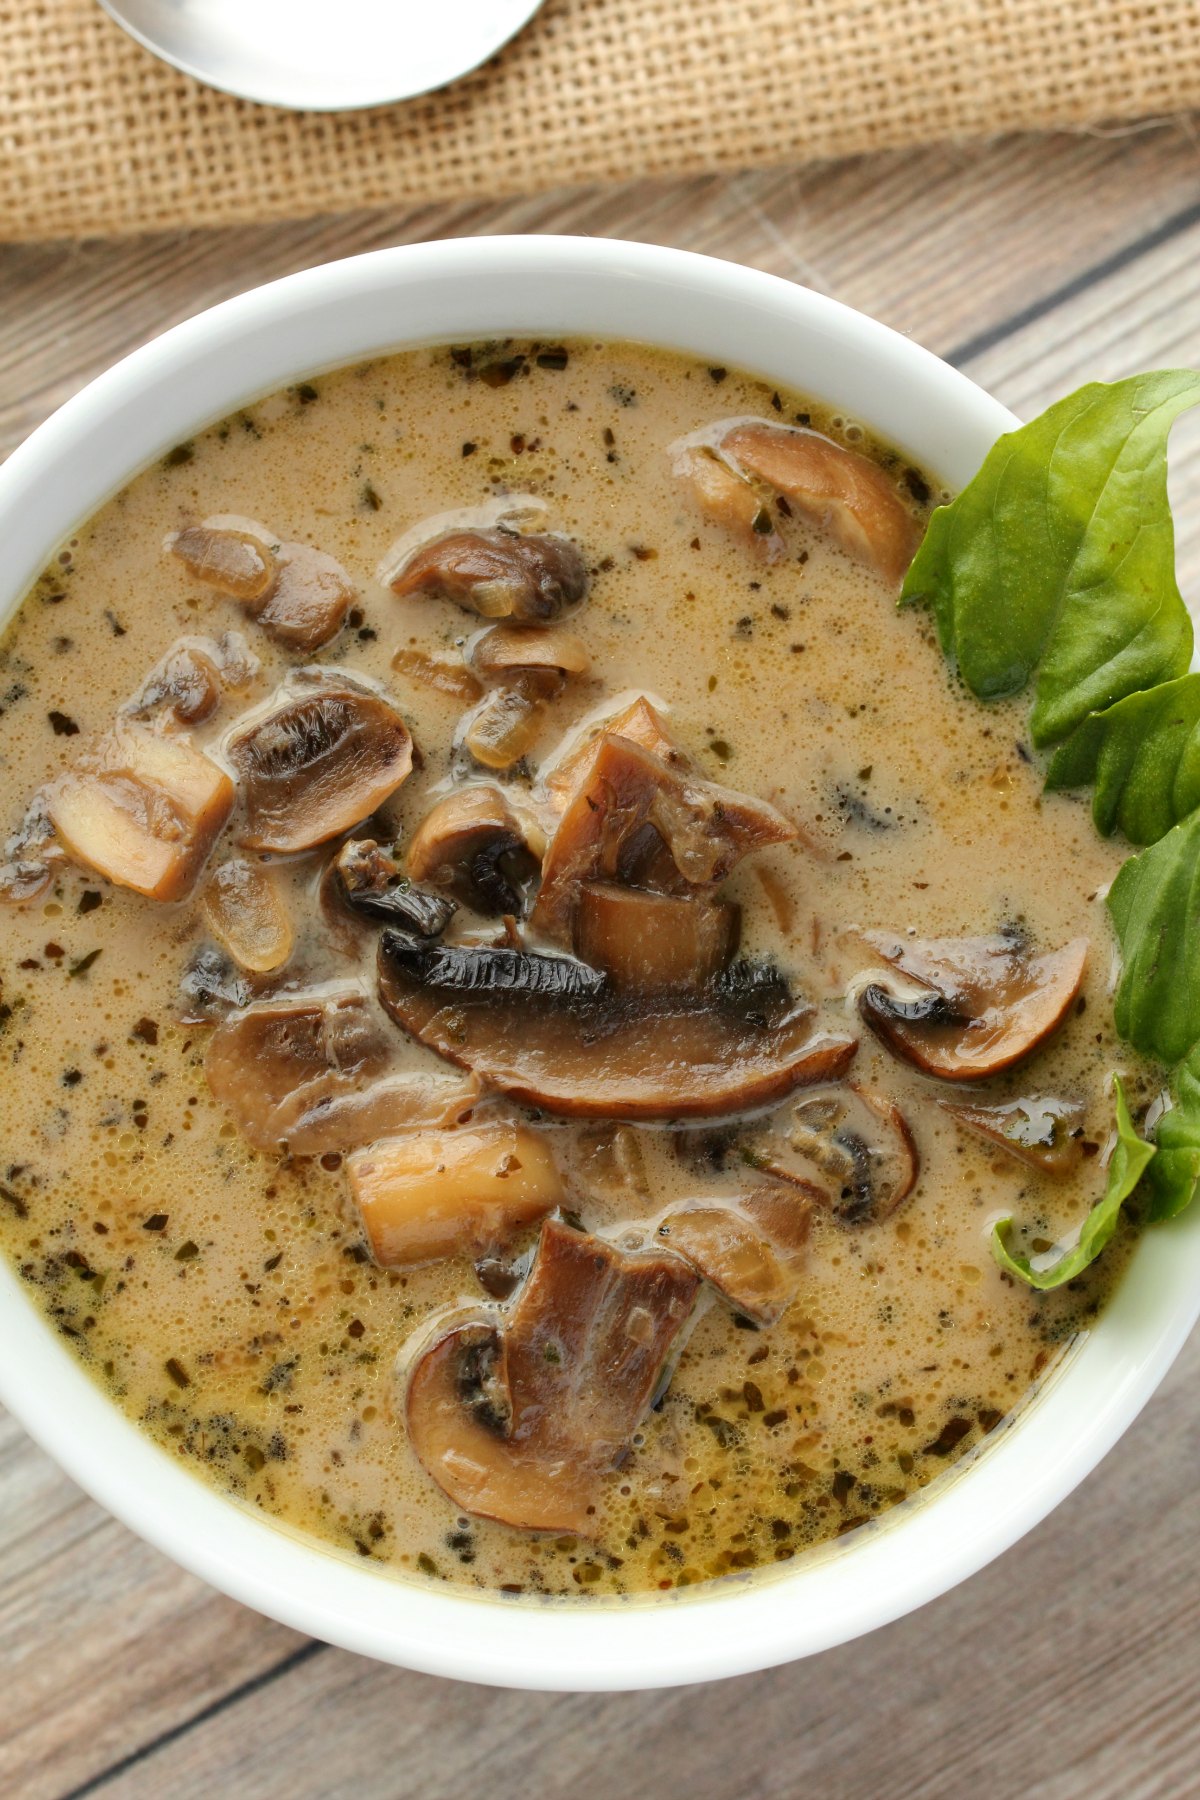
[4,123,1200,1800]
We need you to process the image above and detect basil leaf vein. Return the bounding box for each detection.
[901,370,1200,748]
[991,1077,1154,1289]
[1045,673,1200,844]
[1143,1042,1200,1223]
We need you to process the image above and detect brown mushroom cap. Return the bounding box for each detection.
[387,528,589,624]
[205,986,476,1154]
[672,444,784,560]
[940,1095,1083,1174]
[574,882,740,991]
[378,929,856,1120]
[227,676,414,854]
[404,1218,699,1532]
[857,933,1089,1082]
[533,731,796,939]
[348,1123,562,1268]
[722,422,921,585]
[46,722,233,902]
[406,786,543,916]
[658,1184,812,1324]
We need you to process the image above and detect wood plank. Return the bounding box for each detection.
[2,124,1199,460]
[3,125,1200,1800]
[83,1335,1200,1800]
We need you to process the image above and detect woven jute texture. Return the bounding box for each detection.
[3,0,1200,243]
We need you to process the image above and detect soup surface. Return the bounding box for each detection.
[0,340,1151,1600]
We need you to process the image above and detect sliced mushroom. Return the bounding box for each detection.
[532,732,796,939]
[542,695,680,812]
[379,928,856,1119]
[721,422,920,585]
[751,1085,918,1223]
[673,444,783,559]
[470,624,591,682]
[204,985,476,1155]
[574,883,739,991]
[404,1218,698,1531]
[348,1123,563,1268]
[169,518,355,651]
[392,646,484,706]
[387,529,589,623]
[658,1184,812,1324]
[331,837,456,937]
[406,787,543,916]
[227,676,413,854]
[46,722,233,901]
[0,793,66,905]
[940,1095,1083,1175]
[857,932,1089,1082]
[201,858,294,974]
[167,522,275,602]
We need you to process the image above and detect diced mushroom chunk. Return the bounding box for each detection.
[543,695,679,812]
[673,444,783,559]
[227,676,413,854]
[201,858,294,974]
[751,1085,919,1223]
[857,932,1088,1081]
[462,685,547,771]
[388,529,589,623]
[574,883,739,991]
[406,787,543,916]
[378,928,856,1120]
[167,523,275,602]
[659,1184,812,1324]
[533,730,795,939]
[722,422,920,584]
[404,1218,698,1531]
[941,1095,1083,1174]
[46,723,233,901]
[204,986,476,1155]
[392,647,483,705]
[348,1124,562,1268]
[124,643,222,726]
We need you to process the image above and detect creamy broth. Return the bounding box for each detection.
[0,341,1151,1599]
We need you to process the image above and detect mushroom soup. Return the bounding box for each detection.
[0,341,1150,1599]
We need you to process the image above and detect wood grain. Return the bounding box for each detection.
[2,121,1200,1800]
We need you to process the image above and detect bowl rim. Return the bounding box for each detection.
[1,235,1197,1692]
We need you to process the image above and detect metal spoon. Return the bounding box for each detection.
[98,0,547,110]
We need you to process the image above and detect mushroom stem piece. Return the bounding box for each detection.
[202,857,294,973]
[857,932,1088,1081]
[574,882,740,991]
[659,1184,812,1325]
[349,1123,562,1268]
[47,723,233,901]
[405,1218,699,1532]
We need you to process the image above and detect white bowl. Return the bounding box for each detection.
[1,238,1197,1691]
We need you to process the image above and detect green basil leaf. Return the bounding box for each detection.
[1143,1042,1200,1222]
[991,1076,1154,1288]
[1045,673,1200,844]
[1107,807,1200,1064]
[901,370,1200,747]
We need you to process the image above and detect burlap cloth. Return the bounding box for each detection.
[3,0,1199,244]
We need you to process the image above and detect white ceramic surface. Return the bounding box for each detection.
[1,237,1197,1691]
[98,0,546,110]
